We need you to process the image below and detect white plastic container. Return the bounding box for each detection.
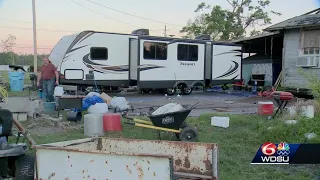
[88,103,108,114]
[211,116,230,128]
[53,86,64,97]
[84,114,104,137]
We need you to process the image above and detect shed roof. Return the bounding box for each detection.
[265,14,320,31]
[232,31,279,43]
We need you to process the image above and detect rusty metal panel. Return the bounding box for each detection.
[35,138,219,179]
[35,148,173,180]
[99,138,218,179]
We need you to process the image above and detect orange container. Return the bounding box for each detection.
[103,113,122,132]
[258,101,274,115]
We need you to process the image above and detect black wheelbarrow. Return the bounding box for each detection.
[121,103,199,142]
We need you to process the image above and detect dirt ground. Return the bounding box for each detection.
[11,91,318,136]
[16,113,83,136]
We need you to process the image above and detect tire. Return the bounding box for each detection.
[181,86,193,95]
[175,122,190,139]
[179,126,198,142]
[14,154,35,180]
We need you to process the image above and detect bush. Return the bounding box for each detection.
[298,68,320,115]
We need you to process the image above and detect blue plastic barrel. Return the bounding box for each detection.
[8,71,25,92]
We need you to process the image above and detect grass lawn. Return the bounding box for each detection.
[23,113,320,180]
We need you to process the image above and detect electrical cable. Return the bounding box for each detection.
[0,18,31,24]
[0,25,78,33]
[70,0,148,30]
[0,2,177,34]
[92,73,99,93]
[84,0,184,27]
[0,46,52,49]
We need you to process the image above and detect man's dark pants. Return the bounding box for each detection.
[42,78,55,102]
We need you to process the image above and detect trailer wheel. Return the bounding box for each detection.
[181,86,193,95]
[179,126,198,142]
[14,154,35,180]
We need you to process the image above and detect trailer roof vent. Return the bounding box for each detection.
[195,35,211,40]
[131,29,149,35]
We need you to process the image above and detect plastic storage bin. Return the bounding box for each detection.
[8,71,25,92]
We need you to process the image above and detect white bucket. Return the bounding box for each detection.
[54,86,64,97]
[84,114,104,137]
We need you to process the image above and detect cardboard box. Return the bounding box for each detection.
[100,93,112,105]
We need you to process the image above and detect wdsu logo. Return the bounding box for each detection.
[251,142,290,164]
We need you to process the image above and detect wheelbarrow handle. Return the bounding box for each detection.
[124,121,135,126]
[189,102,200,110]
[13,118,37,148]
[121,112,135,121]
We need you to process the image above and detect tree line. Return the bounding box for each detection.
[1,34,48,69]
[0,52,48,66]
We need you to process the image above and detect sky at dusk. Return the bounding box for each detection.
[0,0,318,54]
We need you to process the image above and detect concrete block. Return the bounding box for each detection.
[18,113,28,122]
[27,100,43,117]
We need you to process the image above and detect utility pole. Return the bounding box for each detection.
[32,0,38,73]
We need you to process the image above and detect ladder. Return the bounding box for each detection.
[274,70,283,90]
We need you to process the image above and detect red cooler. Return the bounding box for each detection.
[103,113,122,132]
[258,101,274,115]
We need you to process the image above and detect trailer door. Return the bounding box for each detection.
[129,38,138,80]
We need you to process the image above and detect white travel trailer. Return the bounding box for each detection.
[48,30,242,95]
[49,31,137,90]
[206,42,243,85]
[129,36,207,95]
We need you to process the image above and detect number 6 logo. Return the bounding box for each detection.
[261,142,277,156]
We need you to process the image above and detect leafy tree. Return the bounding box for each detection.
[1,34,16,64]
[180,0,281,41]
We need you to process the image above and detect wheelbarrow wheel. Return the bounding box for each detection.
[179,126,198,142]
[175,122,190,139]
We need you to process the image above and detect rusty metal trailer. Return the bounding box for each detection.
[34,137,219,180]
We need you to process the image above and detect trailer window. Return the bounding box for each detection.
[90,47,108,60]
[177,44,198,61]
[143,42,167,60]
